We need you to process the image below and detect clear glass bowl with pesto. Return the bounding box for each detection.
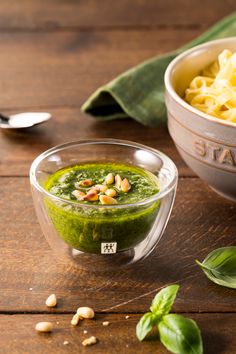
[30,140,178,271]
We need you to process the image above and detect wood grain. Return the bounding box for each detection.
[0,28,202,178]
[0,29,201,178]
[0,107,192,177]
[0,0,234,29]
[0,177,235,313]
[0,313,235,354]
[0,29,200,111]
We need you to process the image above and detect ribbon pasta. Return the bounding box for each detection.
[184,50,236,122]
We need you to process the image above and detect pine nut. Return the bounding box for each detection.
[71,313,80,326]
[115,174,122,188]
[105,173,114,185]
[102,321,110,326]
[77,307,95,319]
[88,187,97,193]
[45,294,57,307]
[121,178,131,192]
[83,190,99,201]
[78,179,93,187]
[105,188,117,197]
[99,195,118,205]
[82,336,97,346]
[72,190,86,200]
[35,322,53,333]
[94,184,108,193]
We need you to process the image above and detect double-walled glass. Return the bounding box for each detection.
[30,139,178,271]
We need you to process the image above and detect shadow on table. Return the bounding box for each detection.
[136,328,227,354]
[1,124,53,148]
[202,329,227,354]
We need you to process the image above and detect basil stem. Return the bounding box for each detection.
[158,314,203,354]
[196,246,236,289]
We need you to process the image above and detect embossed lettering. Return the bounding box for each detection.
[218,149,235,165]
[194,140,206,156]
[193,137,236,168]
[207,144,221,161]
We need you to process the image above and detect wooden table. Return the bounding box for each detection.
[1,1,235,353]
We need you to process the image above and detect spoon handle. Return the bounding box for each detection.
[0,113,9,122]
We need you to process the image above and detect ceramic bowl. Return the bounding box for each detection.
[165,37,236,201]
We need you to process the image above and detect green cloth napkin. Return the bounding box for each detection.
[82,12,236,126]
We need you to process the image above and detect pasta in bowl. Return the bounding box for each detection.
[164,38,236,201]
[185,49,236,122]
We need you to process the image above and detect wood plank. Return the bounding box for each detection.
[0,29,200,110]
[0,107,192,177]
[0,313,235,354]
[0,177,235,313]
[0,0,234,29]
[0,29,199,177]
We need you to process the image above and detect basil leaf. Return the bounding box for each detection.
[196,246,236,289]
[158,314,203,354]
[150,284,179,316]
[136,312,158,341]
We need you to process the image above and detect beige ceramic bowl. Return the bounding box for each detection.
[165,37,236,201]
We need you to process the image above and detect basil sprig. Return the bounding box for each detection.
[136,285,203,354]
[196,246,236,289]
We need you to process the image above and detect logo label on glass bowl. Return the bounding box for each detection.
[101,242,117,254]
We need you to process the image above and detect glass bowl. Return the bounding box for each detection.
[30,139,178,271]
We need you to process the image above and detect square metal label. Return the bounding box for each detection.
[101,242,117,254]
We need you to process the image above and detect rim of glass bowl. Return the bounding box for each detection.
[164,37,236,129]
[30,139,178,209]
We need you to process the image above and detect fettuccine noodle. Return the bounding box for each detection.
[184,49,236,122]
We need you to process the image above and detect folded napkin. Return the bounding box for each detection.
[82,12,236,126]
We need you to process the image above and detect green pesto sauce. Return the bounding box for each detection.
[45,162,160,253]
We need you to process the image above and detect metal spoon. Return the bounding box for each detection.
[0,112,51,129]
